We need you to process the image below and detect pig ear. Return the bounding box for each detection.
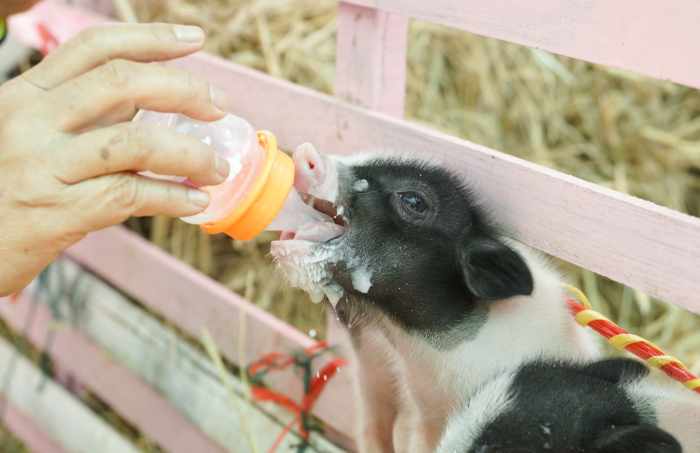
[593,425,681,453]
[459,235,533,300]
[580,358,649,384]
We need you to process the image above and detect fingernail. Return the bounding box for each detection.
[188,189,210,208]
[174,25,205,44]
[209,85,229,112]
[216,156,230,180]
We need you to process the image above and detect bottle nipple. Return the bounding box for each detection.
[266,188,328,232]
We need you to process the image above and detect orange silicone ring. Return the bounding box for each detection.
[201,131,294,241]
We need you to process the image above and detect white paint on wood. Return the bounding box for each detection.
[0,291,230,453]
[35,259,345,453]
[2,398,67,453]
[65,227,357,449]
[0,337,137,453]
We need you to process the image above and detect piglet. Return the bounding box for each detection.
[272,144,600,452]
[437,357,699,452]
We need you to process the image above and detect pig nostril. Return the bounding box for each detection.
[308,161,316,170]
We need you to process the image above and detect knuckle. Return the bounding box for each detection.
[193,145,217,173]
[174,70,205,111]
[164,183,177,206]
[148,23,172,43]
[121,124,153,167]
[75,26,102,45]
[71,27,109,64]
[101,59,134,89]
[0,110,43,152]
[74,27,102,50]
[110,174,141,212]
[126,126,155,165]
[0,113,21,144]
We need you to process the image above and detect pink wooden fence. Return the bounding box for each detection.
[3,0,700,451]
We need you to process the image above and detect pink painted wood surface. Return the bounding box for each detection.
[335,2,408,116]
[65,227,356,449]
[331,1,407,368]
[0,293,229,453]
[2,398,66,453]
[347,0,700,90]
[11,4,700,311]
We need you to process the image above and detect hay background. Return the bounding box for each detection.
[125,0,700,371]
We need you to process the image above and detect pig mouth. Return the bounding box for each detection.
[277,195,346,242]
[270,193,349,306]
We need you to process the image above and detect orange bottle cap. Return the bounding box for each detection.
[200,131,294,240]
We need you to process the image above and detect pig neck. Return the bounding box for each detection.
[379,245,600,434]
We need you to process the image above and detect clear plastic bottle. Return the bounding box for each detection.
[133,110,326,240]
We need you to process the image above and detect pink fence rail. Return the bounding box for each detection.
[3,0,700,451]
[346,0,700,90]
[66,227,356,443]
[0,291,227,453]
[1,399,66,453]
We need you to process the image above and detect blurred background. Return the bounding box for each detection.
[2,0,700,451]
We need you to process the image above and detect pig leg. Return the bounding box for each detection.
[351,330,398,453]
[391,367,435,453]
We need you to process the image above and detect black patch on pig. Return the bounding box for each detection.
[467,358,681,453]
[330,158,532,342]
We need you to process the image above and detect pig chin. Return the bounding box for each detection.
[271,236,347,306]
[271,145,367,307]
[270,208,349,307]
[270,177,347,305]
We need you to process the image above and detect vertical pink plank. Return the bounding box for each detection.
[2,399,66,453]
[334,2,408,116]
[329,5,409,437]
[345,0,700,91]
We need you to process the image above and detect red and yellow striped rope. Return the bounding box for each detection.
[565,285,700,395]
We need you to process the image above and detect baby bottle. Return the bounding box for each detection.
[133,110,326,240]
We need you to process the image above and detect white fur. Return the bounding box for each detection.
[626,372,700,451]
[353,243,600,452]
[435,371,518,453]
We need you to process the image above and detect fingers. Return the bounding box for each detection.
[22,23,206,90]
[55,122,230,186]
[42,59,227,131]
[66,173,211,231]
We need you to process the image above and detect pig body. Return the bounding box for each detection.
[272,147,603,451]
[437,357,699,452]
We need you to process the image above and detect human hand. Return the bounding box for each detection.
[0,23,231,295]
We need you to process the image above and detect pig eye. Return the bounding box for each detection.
[393,191,433,223]
[398,192,427,213]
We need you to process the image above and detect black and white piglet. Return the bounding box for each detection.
[437,358,700,452]
[272,144,606,452]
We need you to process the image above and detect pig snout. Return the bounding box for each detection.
[292,143,338,202]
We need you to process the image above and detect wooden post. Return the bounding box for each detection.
[329,3,408,341]
[327,3,409,424]
[334,2,408,115]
